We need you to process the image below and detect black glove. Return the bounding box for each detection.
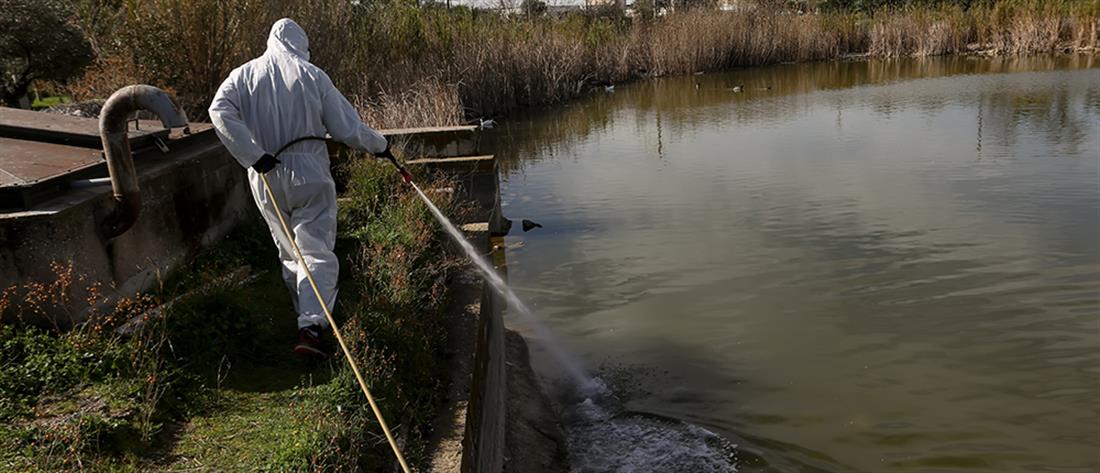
[375,142,394,160]
[252,154,279,174]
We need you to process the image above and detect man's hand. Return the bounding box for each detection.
[375,142,394,160]
[252,154,280,173]
[372,141,411,183]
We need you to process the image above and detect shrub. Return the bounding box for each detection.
[0,0,92,107]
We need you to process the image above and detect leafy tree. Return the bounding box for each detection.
[0,0,93,107]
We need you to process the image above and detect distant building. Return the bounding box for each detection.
[718,0,755,11]
[547,3,585,14]
[495,0,586,15]
[585,0,625,9]
[498,0,752,16]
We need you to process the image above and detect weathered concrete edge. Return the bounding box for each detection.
[381,125,478,135]
[419,154,567,473]
[462,275,507,473]
[382,126,481,159]
[0,131,253,323]
[502,329,569,473]
[426,234,484,473]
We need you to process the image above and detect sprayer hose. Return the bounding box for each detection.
[273,135,328,157]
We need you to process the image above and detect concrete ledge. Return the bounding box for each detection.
[408,155,496,174]
[426,246,486,473]
[381,125,480,158]
[381,125,478,135]
[407,155,494,164]
[462,277,507,473]
[461,222,490,233]
[0,106,167,149]
[406,155,508,235]
[502,330,568,473]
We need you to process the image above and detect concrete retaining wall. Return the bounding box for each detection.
[462,284,507,472]
[0,132,252,324]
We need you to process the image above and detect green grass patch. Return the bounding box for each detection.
[30,95,70,110]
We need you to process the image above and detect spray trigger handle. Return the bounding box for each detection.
[386,156,412,184]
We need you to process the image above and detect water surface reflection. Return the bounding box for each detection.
[489,55,1100,472]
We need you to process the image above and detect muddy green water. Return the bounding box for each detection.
[487,55,1100,472]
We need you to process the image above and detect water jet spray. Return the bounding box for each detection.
[384,155,592,387]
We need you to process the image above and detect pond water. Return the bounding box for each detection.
[486,55,1100,472]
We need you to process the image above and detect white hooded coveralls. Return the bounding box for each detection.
[209,18,388,329]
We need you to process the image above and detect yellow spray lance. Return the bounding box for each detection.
[259,138,413,473]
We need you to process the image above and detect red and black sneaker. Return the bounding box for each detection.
[293,325,328,358]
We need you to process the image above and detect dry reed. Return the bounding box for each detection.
[68,1,1099,126]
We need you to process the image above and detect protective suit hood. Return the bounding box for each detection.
[267,18,310,61]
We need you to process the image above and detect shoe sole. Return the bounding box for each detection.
[293,344,327,358]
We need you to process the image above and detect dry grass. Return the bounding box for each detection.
[642,11,865,75]
[355,78,465,129]
[870,9,968,57]
[870,2,1099,57]
[67,1,1099,126]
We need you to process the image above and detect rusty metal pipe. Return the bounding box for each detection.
[98,85,189,239]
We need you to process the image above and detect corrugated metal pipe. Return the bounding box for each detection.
[98,85,189,239]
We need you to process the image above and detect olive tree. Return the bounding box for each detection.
[0,0,93,107]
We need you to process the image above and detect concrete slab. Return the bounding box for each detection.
[382,125,480,158]
[381,125,478,135]
[0,106,166,148]
[0,107,214,211]
[461,222,490,232]
[0,138,107,210]
[0,137,103,186]
[408,155,496,173]
[407,155,494,164]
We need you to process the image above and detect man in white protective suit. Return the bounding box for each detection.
[209,18,395,358]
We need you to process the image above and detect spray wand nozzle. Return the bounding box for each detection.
[385,155,413,184]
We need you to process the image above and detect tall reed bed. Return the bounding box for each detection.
[870,1,1099,57]
[68,1,1099,125]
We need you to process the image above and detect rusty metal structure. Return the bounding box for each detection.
[98,85,190,238]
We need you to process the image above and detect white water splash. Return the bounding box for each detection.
[562,378,739,473]
[411,182,591,386]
